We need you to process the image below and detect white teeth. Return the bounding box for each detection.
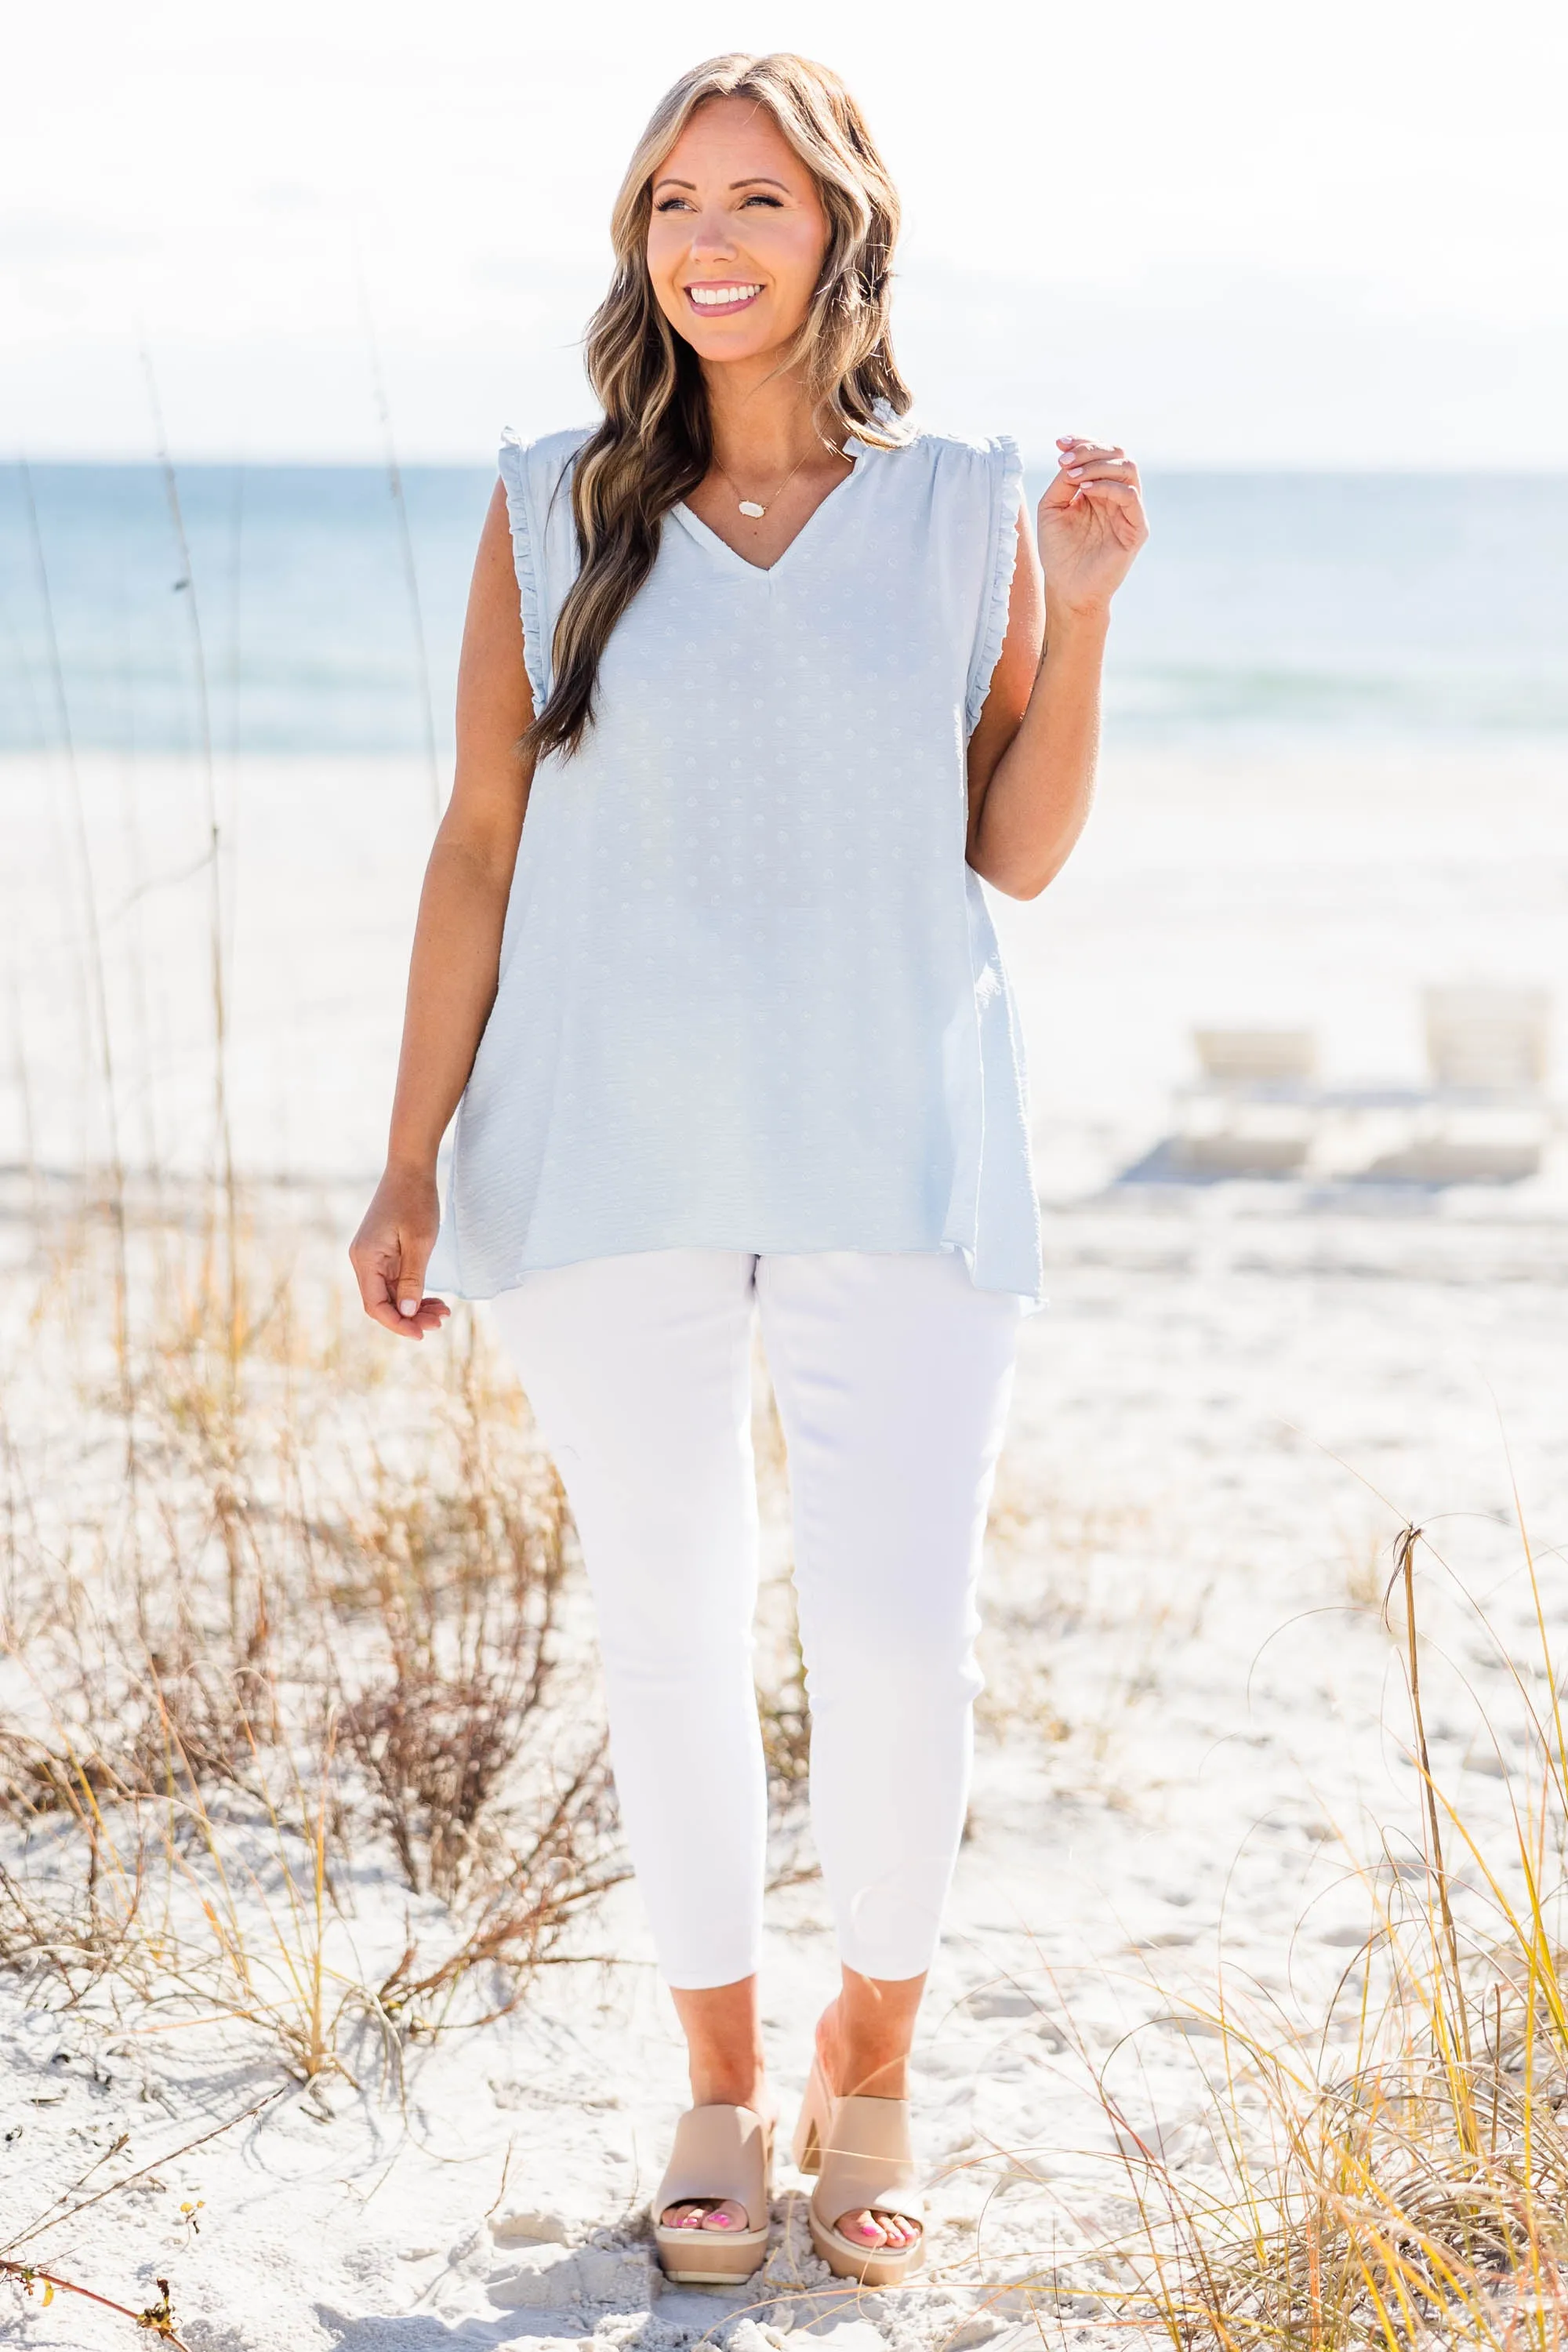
[688,284,761,307]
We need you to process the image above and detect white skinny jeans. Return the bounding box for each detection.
[490,1248,1020,1991]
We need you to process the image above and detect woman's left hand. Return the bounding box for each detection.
[1036,437,1149,618]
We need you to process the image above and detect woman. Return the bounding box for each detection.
[350,51,1145,2292]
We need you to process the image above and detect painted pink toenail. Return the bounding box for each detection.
[710,2215,731,2227]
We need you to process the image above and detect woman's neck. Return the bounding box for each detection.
[702,355,835,484]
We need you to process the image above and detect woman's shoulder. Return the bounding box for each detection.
[493,428,597,694]
[869,424,1024,534]
[497,423,597,503]
[884,421,1022,476]
[862,420,1021,507]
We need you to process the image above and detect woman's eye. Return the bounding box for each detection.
[654,196,691,212]
[741,194,782,208]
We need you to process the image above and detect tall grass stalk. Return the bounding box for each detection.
[358,262,443,824]
[18,459,132,1416]
[141,351,238,1381]
[1394,1523,1477,2107]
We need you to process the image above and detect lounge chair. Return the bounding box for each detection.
[1173,1029,1318,1175]
[1363,986,1551,1182]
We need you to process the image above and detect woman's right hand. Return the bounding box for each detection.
[349,1166,452,1341]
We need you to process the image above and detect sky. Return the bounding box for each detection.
[5,0,1566,467]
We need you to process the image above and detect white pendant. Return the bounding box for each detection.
[738,499,765,518]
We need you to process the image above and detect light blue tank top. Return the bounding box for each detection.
[426,419,1042,1305]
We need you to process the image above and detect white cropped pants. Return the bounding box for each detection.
[490,1249,1020,1991]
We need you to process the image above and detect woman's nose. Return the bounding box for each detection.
[688,209,739,260]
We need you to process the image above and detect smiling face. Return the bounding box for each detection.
[645,96,832,367]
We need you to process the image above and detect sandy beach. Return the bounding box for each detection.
[7,737,1567,1182]
[3,734,1567,2350]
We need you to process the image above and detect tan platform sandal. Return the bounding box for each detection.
[652,2103,775,2284]
[791,2056,925,2287]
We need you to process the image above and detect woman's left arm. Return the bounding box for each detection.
[966,437,1149,900]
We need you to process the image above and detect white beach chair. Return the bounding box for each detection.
[1365,987,1552,1182]
[1424,986,1550,1091]
[1173,1028,1319,1174]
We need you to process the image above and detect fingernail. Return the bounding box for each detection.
[1067,464,1084,476]
[399,1298,419,1316]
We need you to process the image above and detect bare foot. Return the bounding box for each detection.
[659,2196,750,2234]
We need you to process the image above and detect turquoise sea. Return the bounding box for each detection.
[2,464,1566,755]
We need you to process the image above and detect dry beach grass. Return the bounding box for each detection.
[0,1180,625,2071]
[1033,1526,1568,2352]
[2,1167,1566,2352]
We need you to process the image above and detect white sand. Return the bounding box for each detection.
[3,737,1567,2350]
[5,737,1567,1183]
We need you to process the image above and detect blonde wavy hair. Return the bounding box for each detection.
[524,52,913,761]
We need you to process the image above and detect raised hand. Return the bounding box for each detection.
[1036,435,1149,618]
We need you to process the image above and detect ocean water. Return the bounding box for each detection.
[3,463,1566,755]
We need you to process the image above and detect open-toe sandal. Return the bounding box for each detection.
[652,2103,775,2284]
[790,2055,924,2286]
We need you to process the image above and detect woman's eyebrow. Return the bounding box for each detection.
[650,174,792,194]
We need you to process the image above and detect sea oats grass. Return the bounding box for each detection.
[0,1185,624,2080]
[955,1513,1568,2352]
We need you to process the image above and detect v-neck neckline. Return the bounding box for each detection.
[672,437,879,579]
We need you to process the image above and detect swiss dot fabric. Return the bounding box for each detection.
[426,420,1043,1305]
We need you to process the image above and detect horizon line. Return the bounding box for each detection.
[6,452,1566,480]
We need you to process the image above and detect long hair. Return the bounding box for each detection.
[524,53,913,761]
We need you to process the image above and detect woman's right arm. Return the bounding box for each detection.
[349,477,537,1338]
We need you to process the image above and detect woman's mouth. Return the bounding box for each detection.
[684,281,763,318]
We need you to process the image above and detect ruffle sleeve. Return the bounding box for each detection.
[964,434,1025,739]
[497,430,549,714]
